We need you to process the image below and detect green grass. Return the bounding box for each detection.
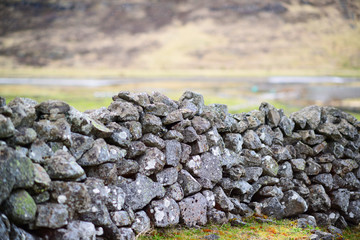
[138,216,357,240]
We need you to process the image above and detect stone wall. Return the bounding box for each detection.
[0,91,359,239]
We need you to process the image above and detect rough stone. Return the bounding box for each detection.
[107,123,132,148]
[165,140,182,167]
[207,209,228,225]
[305,158,322,176]
[28,139,53,163]
[182,126,199,143]
[156,167,178,186]
[308,184,331,212]
[165,182,184,201]
[281,190,308,217]
[148,197,180,227]
[117,91,150,107]
[8,97,37,128]
[243,149,262,167]
[0,114,15,139]
[258,186,284,200]
[32,163,51,193]
[185,153,222,183]
[243,167,263,183]
[9,127,37,145]
[224,133,243,153]
[77,138,112,166]
[120,174,165,211]
[178,169,202,196]
[44,150,85,180]
[33,118,72,144]
[3,190,36,224]
[279,116,295,136]
[290,105,321,129]
[330,189,350,213]
[179,91,205,116]
[278,162,293,178]
[312,173,333,192]
[141,133,165,149]
[346,200,360,224]
[116,159,140,177]
[35,203,68,229]
[104,185,126,212]
[164,130,184,142]
[131,211,151,234]
[243,130,262,150]
[261,156,278,177]
[290,158,306,172]
[213,186,234,212]
[53,221,97,240]
[260,197,285,219]
[138,147,165,176]
[111,211,132,227]
[332,159,358,177]
[179,193,207,227]
[191,116,211,134]
[108,100,139,121]
[141,114,164,135]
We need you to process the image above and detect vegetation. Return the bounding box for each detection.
[137,216,360,240]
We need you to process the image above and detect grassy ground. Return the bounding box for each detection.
[138,216,360,240]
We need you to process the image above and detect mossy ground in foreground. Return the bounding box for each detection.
[138,217,360,240]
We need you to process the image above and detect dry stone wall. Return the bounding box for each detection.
[0,91,360,239]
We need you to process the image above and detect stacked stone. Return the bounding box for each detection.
[0,91,359,240]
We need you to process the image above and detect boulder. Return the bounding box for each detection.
[281,190,308,217]
[3,190,36,224]
[308,184,331,212]
[177,169,202,196]
[147,197,180,227]
[179,193,207,227]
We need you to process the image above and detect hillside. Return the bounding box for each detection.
[0,0,360,73]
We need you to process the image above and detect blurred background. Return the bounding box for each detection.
[0,0,360,118]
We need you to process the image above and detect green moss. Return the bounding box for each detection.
[6,190,36,224]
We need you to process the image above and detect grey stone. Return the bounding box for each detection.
[311,173,333,191]
[261,156,279,177]
[313,141,328,155]
[242,149,262,167]
[278,177,295,191]
[0,114,15,139]
[313,213,331,227]
[77,138,112,166]
[207,209,227,224]
[44,150,85,180]
[185,153,222,183]
[33,118,72,144]
[290,158,306,172]
[138,147,165,176]
[32,191,50,204]
[156,167,178,186]
[8,97,37,128]
[308,184,331,212]
[294,172,311,185]
[116,159,140,177]
[141,114,164,135]
[9,127,37,145]
[226,165,245,181]
[178,169,202,196]
[271,145,292,162]
[260,197,285,219]
[202,190,216,209]
[111,211,132,227]
[343,172,360,190]
[290,105,321,129]
[330,189,350,213]
[141,133,165,149]
[191,116,211,134]
[256,125,274,146]
[206,127,225,149]
[245,110,264,129]
[28,139,53,163]
[259,102,280,127]
[107,123,132,148]
[145,102,169,117]
[150,92,178,112]
[294,141,314,158]
[224,133,243,153]
[327,142,344,158]
[272,127,284,145]
[163,110,183,125]
[126,141,146,159]
[108,100,139,121]
[182,126,199,143]
[50,181,92,215]
[179,91,205,116]
[123,121,142,141]
[131,211,151,234]
[3,190,36,224]
[35,203,68,229]
[68,133,94,160]
[297,215,317,229]
[148,197,180,227]
[315,153,335,163]
[165,182,184,201]
[346,200,360,224]
[243,130,262,150]
[67,107,93,135]
[213,186,234,211]
[36,100,70,116]
[258,186,284,200]
[258,176,280,186]
[241,182,262,203]
[32,163,51,194]
[305,158,322,176]
[278,162,293,178]
[320,163,333,173]
[80,178,112,226]
[164,130,184,141]
[117,91,150,107]
[85,106,114,125]
[243,167,263,183]
[54,221,97,240]
[165,140,182,167]
[332,159,358,177]
[230,199,254,217]
[104,185,126,212]
[281,190,308,217]
[179,193,207,227]
[191,135,209,155]
[90,118,113,139]
[120,174,165,211]
[279,116,295,136]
